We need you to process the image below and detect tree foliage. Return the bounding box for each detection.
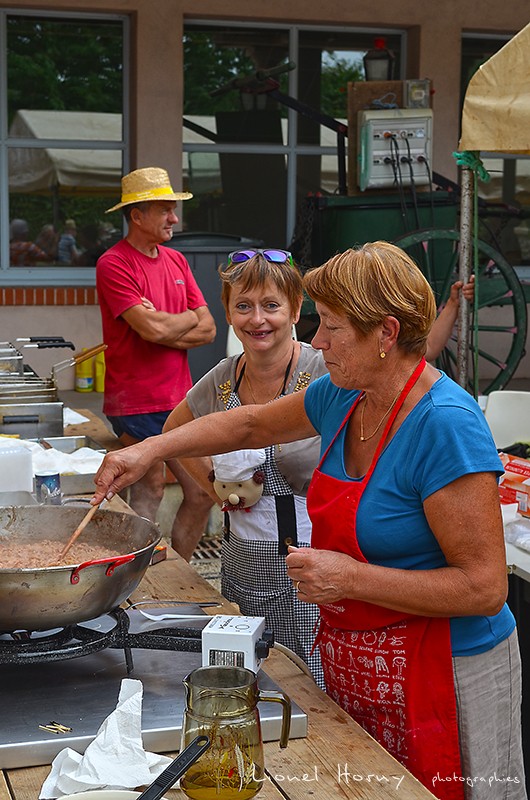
[320,54,364,118]
[183,32,256,115]
[183,32,363,120]
[7,16,122,124]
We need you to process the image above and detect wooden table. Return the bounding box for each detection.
[0,410,437,800]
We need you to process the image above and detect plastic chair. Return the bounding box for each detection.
[483,391,530,449]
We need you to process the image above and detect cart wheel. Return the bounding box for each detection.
[393,228,527,394]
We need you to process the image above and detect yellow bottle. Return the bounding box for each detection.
[95,350,106,393]
[75,348,94,392]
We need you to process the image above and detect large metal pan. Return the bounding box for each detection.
[0,506,161,633]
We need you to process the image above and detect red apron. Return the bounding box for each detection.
[308,359,464,800]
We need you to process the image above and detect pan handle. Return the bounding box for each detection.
[52,343,107,377]
[0,414,39,424]
[69,553,136,584]
[73,343,107,363]
[16,336,66,343]
[24,341,76,350]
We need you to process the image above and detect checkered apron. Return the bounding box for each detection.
[220,387,324,688]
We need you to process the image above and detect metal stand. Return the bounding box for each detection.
[457,166,474,390]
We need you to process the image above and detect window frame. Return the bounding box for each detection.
[0,7,129,286]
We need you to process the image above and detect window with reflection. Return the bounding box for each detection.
[2,13,126,277]
[182,23,403,247]
[183,25,290,245]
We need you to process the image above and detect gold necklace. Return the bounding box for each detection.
[242,344,295,406]
[244,371,283,404]
[359,358,425,443]
[242,345,296,452]
[244,374,286,449]
[359,388,402,442]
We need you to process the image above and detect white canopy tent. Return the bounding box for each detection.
[459,23,530,156]
[8,110,123,193]
[8,109,344,197]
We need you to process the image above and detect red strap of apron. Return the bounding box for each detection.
[361,357,426,486]
[310,356,427,628]
[316,357,426,480]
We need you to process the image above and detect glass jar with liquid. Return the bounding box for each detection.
[180,665,291,800]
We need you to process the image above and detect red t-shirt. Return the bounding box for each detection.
[96,239,207,416]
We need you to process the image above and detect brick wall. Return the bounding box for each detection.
[0,287,98,306]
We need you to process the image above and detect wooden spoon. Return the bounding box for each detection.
[58,502,101,562]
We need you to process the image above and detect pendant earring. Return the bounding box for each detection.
[380,350,386,359]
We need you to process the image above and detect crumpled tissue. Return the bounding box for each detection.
[63,409,90,426]
[40,679,172,799]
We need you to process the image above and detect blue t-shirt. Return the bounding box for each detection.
[304,370,515,656]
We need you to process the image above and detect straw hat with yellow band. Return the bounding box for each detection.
[105,167,192,213]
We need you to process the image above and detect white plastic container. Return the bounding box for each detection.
[0,446,33,493]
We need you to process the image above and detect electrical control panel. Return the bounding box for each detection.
[357,108,433,191]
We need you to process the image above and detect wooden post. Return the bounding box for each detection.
[457,166,474,391]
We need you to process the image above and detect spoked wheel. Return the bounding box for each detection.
[393,228,527,394]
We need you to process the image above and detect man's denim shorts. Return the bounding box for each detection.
[107,410,172,442]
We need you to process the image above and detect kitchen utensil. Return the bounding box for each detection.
[58,501,102,561]
[15,336,67,343]
[0,505,160,632]
[180,665,291,800]
[0,490,37,506]
[22,340,75,350]
[130,600,220,608]
[136,735,211,800]
[51,342,107,381]
[0,399,64,438]
[0,343,107,438]
[137,609,207,621]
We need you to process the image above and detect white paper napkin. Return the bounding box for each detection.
[32,446,105,476]
[0,437,104,475]
[40,679,172,799]
[64,409,91,425]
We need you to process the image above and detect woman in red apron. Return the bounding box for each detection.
[284,244,524,799]
[303,358,464,796]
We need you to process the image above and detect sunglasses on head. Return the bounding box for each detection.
[227,248,294,266]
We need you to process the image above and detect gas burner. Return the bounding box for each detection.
[0,608,129,665]
[0,607,202,669]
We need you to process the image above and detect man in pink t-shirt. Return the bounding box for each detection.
[96,167,216,559]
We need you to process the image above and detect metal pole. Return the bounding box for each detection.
[457,167,474,390]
